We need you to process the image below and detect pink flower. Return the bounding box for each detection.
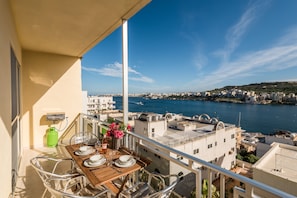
[106,122,130,139]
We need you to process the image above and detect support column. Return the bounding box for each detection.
[122,19,128,125]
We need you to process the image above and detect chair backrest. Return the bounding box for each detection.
[30,156,78,183]
[148,173,179,198]
[69,132,98,146]
[121,171,179,198]
[44,177,83,198]
[43,177,110,198]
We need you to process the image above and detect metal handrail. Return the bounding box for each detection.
[71,113,296,198]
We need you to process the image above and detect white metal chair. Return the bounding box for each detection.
[30,156,109,197]
[30,156,80,181]
[69,132,99,146]
[119,170,180,198]
[43,176,110,198]
[30,156,82,197]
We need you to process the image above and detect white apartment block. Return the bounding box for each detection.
[86,95,115,115]
[134,112,239,181]
[253,143,297,197]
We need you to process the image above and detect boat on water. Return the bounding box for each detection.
[129,101,144,105]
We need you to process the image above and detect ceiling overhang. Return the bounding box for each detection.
[10,0,151,57]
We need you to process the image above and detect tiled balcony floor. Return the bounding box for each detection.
[12,146,71,198]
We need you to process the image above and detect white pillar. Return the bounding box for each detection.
[122,19,128,125]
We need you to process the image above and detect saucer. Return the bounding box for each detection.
[75,147,95,156]
[84,158,106,168]
[115,158,136,168]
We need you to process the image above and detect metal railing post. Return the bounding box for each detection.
[220,174,225,198]
[207,169,212,198]
[196,169,201,198]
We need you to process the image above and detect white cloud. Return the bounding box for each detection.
[193,50,208,70]
[216,0,270,62]
[82,62,154,83]
[196,27,297,89]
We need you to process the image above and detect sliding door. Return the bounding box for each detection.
[11,47,20,191]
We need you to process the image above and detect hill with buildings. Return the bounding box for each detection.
[211,81,297,94]
[160,81,297,105]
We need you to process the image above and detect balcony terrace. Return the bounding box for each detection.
[2,1,296,197]
[12,114,296,198]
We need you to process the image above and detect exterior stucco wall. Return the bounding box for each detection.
[21,50,82,148]
[0,1,22,196]
[253,168,297,197]
[172,128,236,171]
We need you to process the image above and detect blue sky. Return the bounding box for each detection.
[82,0,297,95]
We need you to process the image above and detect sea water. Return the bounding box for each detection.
[114,96,297,135]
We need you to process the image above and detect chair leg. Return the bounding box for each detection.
[41,188,48,198]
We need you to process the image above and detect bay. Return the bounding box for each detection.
[114,96,297,135]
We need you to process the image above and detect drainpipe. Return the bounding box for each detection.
[122,19,128,125]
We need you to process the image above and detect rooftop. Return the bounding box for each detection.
[253,143,297,183]
[154,118,236,147]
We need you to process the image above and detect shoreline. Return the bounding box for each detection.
[148,96,297,106]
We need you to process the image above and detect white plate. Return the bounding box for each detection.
[84,158,106,168]
[75,148,95,156]
[115,158,136,168]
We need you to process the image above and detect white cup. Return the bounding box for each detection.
[79,146,89,154]
[119,155,132,164]
[89,154,103,163]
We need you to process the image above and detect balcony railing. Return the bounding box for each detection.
[59,113,295,198]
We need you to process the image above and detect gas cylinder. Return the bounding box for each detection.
[47,127,58,147]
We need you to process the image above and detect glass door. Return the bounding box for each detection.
[11,47,20,192]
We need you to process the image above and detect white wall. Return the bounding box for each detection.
[82,91,88,114]
[173,128,236,171]
[21,50,82,148]
[253,168,297,197]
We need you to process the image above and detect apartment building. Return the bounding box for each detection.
[134,112,240,180]
[86,95,116,115]
[253,143,297,197]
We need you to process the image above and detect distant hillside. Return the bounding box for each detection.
[211,82,297,94]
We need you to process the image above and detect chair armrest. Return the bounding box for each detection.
[130,183,149,197]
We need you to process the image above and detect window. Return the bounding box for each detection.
[215,141,217,146]
[193,148,199,154]
[177,155,183,160]
[152,128,155,132]
[224,138,226,142]
[231,134,235,139]
[154,154,161,159]
[208,144,212,149]
[178,171,184,181]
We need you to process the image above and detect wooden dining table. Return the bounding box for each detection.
[65,144,147,196]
